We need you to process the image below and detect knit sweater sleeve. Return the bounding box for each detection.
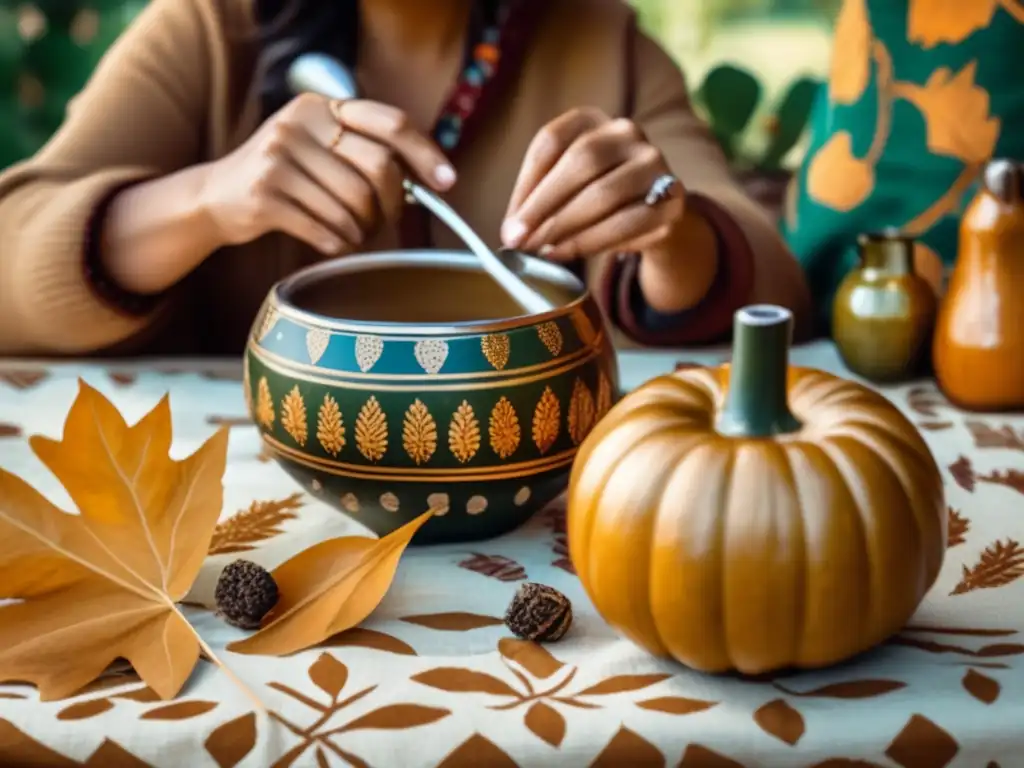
[0,0,214,355]
[594,24,810,345]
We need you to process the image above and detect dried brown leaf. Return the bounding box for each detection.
[635,696,718,715]
[575,674,671,696]
[334,703,449,733]
[141,700,218,720]
[524,701,566,747]
[308,653,348,699]
[411,668,520,697]
[326,628,417,656]
[947,508,969,547]
[774,679,906,698]
[228,511,433,656]
[962,668,1000,704]
[753,699,805,746]
[951,539,1024,595]
[57,698,115,721]
[209,493,303,556]
[401,612,504,631]
[498,638,564,679]
[205,712,257,768]
[590,726,664,766]
[0,381,230,700]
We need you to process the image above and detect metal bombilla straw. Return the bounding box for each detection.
[286,53,556,315]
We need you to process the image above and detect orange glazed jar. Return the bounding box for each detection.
[933,160,1024,411]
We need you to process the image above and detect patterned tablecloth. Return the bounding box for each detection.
[0,344,1022,768]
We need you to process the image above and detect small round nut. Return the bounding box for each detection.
[214,559,279,630]
[504,582,572,642]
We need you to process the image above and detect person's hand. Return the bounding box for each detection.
[500,108,683,260]
[200,93,456,255]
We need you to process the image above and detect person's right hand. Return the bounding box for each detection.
[200,93,456,255]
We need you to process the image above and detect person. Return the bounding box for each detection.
[0,0,810,356]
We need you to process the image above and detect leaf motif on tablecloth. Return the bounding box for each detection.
[499,638,564,680]
[401,612,504,631]
[458,553,527,582]
[489,397,521,459]
[951,539,1024,595]
[0,370,48,390]
[966,420,1024,451]
[905,386,947,417]
[280,385,308,446]
[449,401,481,463]
[141,701,218,721]
[808,761,888,767]
[0,718,151,767]
[948,508,969,548]
[0,691,25,699]
[411,668,521,697]
[918,421,954,431]
[316,395,346,457]
[108,371,138,387]
[773,679,906,698]
[524,700,566,747]
[334,703,449,734]
[208,493,303,555]
[403,399,437,465]
[591,726,664,766]
[308,653,348,698]
[574,674,671,696]
[962,668,1000,704]
[544,502,576,575]
[976,469,1024,496]
[0,423,21,438]
[679,744,748,767]
[325,628,417,656]
[635,696,719,715]
[57,697,115,720]
[256,377,275,428]
[355,396,388,462]
[568,378,596,445]
[753,699,805,746]
[885,714,959,768]
[436,734,519,767]
[532,387,561,454]
[205,712,257,768]
[948,455,976,492]
[891,634,1024,658]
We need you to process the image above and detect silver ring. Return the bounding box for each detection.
[645,174,680,207]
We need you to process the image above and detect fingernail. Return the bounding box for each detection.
[502,218,528,248]
[538,244,555,258]
[322,238,341,253]
[435,164,457,188]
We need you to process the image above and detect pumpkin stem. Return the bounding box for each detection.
[716,305,802,438]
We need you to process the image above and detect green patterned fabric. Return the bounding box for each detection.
[782,0,1024,327]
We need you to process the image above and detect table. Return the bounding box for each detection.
[0,344,1021,768]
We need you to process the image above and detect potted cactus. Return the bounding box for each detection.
[693,64,821,219]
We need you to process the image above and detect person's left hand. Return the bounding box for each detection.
[501,107,683,260]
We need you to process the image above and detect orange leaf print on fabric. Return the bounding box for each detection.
[524,700,566,747]
[966,421,1024,451]
[56,698,115,721]
[141,700,218,721]
[951,539,1024,595]
[907,0,999,49]
[401,612,504,631]
[458,553,528,582]
[948,508,969,547]
[773,680,906,698]
[948,455,976,492]
[499,638,564,679]
[895,62,1000,165]
[679,744,748,767]
[574,674,671,696]
[205,712,257,768]
[208,493,303,556]
[807,132,875,211]
[829,0,872,104]
[962,668,1001,704]
[411,668,522,697]
[437,734,519,767]
[325,628,417,656]
[635,696,718,715]
[591,726,665,767]
[753,699,805,746]
[885,714,960,768]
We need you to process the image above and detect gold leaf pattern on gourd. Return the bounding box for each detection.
[532,386,561,454]
[895,62,1000,165]
[449,401,481,464]
[537,322,563,357]
[402,399,438,466]
[414,339,449,374]
[255,377,275,429]
[568,378,596,446]
[305,329,330,365]
[480,334,511,370]
[829,0,872,104]
[596,372,613,419]
[256,306,278,342]
[355,396,389,462]
[380,492,400,513]
[806,131,875,212]
[907,0,999,49]
[280,385,308,446]
[489,397,521,459]
[316,394,345,457]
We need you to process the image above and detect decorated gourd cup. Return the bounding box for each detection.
[245,250,618,544]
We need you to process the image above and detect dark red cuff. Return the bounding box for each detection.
[599,192,755,346]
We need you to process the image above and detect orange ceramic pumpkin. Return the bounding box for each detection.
[567,305,946,674]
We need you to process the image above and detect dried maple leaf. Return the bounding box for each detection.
[228,510,434,656]
[0,381,230,701]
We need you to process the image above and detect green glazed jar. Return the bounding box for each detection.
[245,250,618,544]
[833,231,937,383]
